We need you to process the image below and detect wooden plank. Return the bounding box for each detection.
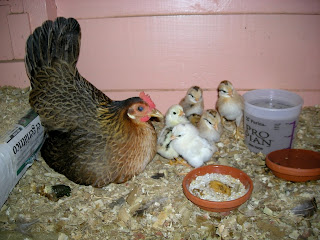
[56,0,320,19]
[0,62,317,112]
[76,15,320,91]
[0,0,24,13]
[8,13,30,59]
[23,0,57,32]
[0,6,13,60]
[0,61,29,87]
[0,65,317,111]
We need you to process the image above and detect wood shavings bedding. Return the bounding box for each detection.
[0,87,320,240]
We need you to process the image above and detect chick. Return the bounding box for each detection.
[187,114,202,126]
[157,105,189,160]
[179,86,204,125]
[164,104,189,127]
[171,123,217,168]
[216,80,244,139]
[197,109,222,144]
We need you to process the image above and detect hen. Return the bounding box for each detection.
[25,17,163,187]
[216,80,244,139]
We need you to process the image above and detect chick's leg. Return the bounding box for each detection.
[221,117,226,128]
[234,123,241,139]
[169,157,190,167]
[234,116,243,139]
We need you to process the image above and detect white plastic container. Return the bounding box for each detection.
[243,89,303,155]
[0,109,44,208]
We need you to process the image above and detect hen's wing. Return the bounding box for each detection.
[25,17,111,132]
[25,17,117,186]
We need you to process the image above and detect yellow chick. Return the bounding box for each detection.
[216,80,244,139]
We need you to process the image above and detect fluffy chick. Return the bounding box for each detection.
[179,86,204,125]
[157,105,189,160]
[197,109,222,144]
[171,123,217,168]
[216,80,244,139]
[164,104,189,128]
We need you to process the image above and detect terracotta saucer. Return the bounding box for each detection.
[266,149,320,182]
[182,165,253,212]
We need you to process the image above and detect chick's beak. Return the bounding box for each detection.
[149,108,163,119]
[178,110,184,116]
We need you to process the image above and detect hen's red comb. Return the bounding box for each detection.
[139,92,156,109]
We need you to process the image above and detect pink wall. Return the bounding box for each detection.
[0,0,56,87]
[1,0,320,112]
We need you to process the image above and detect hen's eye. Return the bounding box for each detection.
[138,106,144,112]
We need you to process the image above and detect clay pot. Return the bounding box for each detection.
[182,165,253,212]
[266,149,320,182]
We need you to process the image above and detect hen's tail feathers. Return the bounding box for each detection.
[25,17,80,84]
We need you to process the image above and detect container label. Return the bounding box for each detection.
[244,113,297,155]
[11,121,42,155]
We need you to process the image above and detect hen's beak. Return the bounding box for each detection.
[149,108,163,119]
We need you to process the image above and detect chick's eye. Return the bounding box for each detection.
[138,106,144,112]
[173,111,177,115]
[205,118,212,125]
[188,94,194,98]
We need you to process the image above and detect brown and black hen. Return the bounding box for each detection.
[25,17,163,187]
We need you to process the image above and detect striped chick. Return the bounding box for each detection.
[198,109,223,144]
[179,86,204,125]
[157,104,189,160]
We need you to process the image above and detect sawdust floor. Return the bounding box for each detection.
[0,86,320,240]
